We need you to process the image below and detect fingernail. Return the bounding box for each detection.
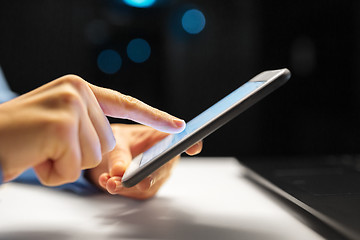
[106,176,122,193]
[173,118,186,129]
[100,177,108,187]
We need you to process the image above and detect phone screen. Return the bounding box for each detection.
[139,81,265,167]
[122,68,290,187]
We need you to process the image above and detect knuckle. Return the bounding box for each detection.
[39,177,61,186]
[42,114,77,141]
[122,94,140,110]
[83,154,102,169]
[38,178,53,186]
[56,74,88,98]
[59,74,86,89]
[36,172,65,187]
[46,82,83,109]
[57,89,82,107]
[43,166,81,185]
[67,170,81,183]
[41,171,80,186]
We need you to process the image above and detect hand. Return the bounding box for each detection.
[0,75,185,185]
[87,124,203,200]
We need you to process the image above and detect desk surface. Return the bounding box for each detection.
[0,157,324,240]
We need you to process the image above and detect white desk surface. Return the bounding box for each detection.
[0,157,324,240]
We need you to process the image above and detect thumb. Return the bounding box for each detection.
[106,145,132,178]
[88,84,186,134]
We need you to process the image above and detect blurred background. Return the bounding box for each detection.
[1,0,360,157]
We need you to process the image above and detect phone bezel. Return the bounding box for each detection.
[122,69,291,187]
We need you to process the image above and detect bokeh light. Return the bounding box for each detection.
[123,0,156,8]
[182,9,206,34]
[127,38,151,63]
[97,49,122,74]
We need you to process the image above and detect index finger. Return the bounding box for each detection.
[88,84,186,134]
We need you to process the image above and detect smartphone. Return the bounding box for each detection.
[122,68,291,187]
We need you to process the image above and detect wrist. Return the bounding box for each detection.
[0,108,12,182]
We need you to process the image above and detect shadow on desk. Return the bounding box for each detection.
[95,197,284,240]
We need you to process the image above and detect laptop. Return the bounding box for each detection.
[239,155,360,240]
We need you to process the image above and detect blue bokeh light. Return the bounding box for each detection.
[123,0,156,8]
[127,38,151,63]
[182,9,206,34]
[97,49,122,74]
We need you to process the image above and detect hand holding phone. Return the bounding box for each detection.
[122,69,291,187]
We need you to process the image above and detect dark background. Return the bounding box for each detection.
[1,0,360,156]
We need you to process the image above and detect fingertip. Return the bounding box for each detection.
[186,141,203,156]
[109,163,126,177]
[106,177,120,194]
[171,119,186,133]
[173,119,186,130]
[99,173,110,188]
[161,119,186,134]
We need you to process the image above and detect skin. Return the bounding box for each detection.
[87,124,202,200]
[0,75,201,197]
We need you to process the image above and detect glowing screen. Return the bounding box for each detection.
[140,81,265,167]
